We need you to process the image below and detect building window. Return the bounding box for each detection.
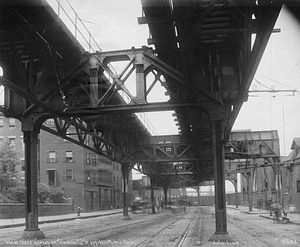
[0,137,3,143]
[86,136,90,147]
[297,180,300,193]
[86,153,90,164]
[48,151,57,163]
[9,138,15,149]
[64,168,75,181]
[88,172,95,184]
[20,136,24,149]
[9,118,15,128]
[92,155,96,166]
[0,117,3,128]
[86,171,91,182]
[65,150,74,162]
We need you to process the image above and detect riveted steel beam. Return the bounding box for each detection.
[64,101,211,116]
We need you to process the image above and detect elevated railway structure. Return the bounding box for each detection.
[0,0,299,241]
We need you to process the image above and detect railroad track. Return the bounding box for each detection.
[0,210,188,247]
[132,207,199,247]
[228,218,270,247]
[57,210,178,241]
[176,209,199,247]
[228,214,300,247]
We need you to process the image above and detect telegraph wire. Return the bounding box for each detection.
[280,57,300,90]
[256,73,297,91]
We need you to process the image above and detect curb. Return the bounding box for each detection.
[244,211,269,215]
[0,223,24,229]
[259,214,300,226]
[0,210,123,229]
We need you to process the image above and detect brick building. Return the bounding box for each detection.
[0,114,127,211]
[39,120,124,211]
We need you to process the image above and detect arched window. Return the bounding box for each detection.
[265,181,268,190]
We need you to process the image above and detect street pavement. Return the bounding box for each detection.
[0,205,299,229]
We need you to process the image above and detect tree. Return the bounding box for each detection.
[0,141,20,191]
[8,185,66,203]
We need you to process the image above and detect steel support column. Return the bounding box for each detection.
[150,176,156,214]
[233,179,239,209]
[209,120,234,242]
[121,164,131,220]
[247,173,253,212]
[195,187,200,206]
[163,185,168,207]
[21,119,45,239]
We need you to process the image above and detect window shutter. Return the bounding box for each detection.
[72,169,76,181]
[63,169,66,181]
[46,151,49,162]
[55,151,58,163]
[86,153,90,164]
[73,153,75,162]
[63,150,66,162]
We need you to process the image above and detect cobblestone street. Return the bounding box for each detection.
[1,206,299,247]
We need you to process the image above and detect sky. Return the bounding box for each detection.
[232,6,300,156]
[46,0,300,158]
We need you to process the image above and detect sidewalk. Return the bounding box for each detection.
[227,205,300,226]
[0,208,124,229]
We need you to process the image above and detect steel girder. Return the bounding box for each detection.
[225,130,280,160]
[62,48,221,113]
[0,26,213,182]
[0,12,151,164]
[140,0,283,144]
[0,0,289,189]
[122,135,195,163]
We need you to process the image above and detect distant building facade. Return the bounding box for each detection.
[223,130,281,209]
[282,138,300,212]
[40,120,124,211]
[225,132,300,213]
[132,176,186,203]
[0,114,127,211]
